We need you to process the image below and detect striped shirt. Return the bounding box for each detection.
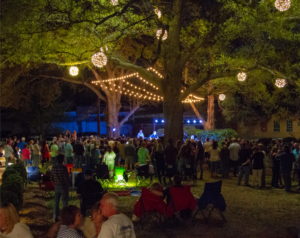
[57,225,83,238]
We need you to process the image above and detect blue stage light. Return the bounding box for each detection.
[112,128,116,132]
[161,120,165,123]
[155,120,158,123]
[187,120,190,123]
[199,120,203,123]
[193,120,196,123]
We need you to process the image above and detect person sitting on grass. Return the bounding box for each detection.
[0,203,33,238]
[132,182,164,221]
[57,205,83,238]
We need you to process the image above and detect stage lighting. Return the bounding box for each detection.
[187,120,190,123]
[112,128,116,132]
[155,120,158,123]
[199,120,203,123]
[161,120,165,123]
[193,120,196,123]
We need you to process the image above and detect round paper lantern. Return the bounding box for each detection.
[69,66,78,76]
[156,29,167,40]
[219,94,226,101]
[275,0,291,11]
[111,0,118,5]
[91,52,107,68]
[275,78,286,88]
[237,72,247,82]
[154,7,161,18]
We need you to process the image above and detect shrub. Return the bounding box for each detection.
[5,174,24,191]
[2,168,19,183]
[0,190,21,212]
[0,182,23,207]
[10,164,27,182]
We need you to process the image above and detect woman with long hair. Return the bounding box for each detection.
[41,140,50,167]
[0,203,33,237]
[103,145,116,177]
[208,141,220,177]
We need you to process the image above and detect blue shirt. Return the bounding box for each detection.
[292,149,300,159]
[65,143,74,157]
[57,225,83,238]
[17,141,26,151]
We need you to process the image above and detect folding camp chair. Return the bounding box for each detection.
[39,181,55,197]
[27,166,39,187]
[166,186,197,225]
[95,164,115,189]
[65,164,74,174]
[133,186,167,229]
[136,165,153,188]
[81,192,104,217]
[164,164,178,186]
[194,180,226,222]
[181,164,197,186]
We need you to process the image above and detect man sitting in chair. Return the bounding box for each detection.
[77,169,104,217]
[163,175,183,203]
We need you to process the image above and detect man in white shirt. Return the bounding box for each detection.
[228,138,241,177]
[98,192,136,238]
[137,130,144,139]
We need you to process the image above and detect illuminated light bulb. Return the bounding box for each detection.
[275,0,291,11]
[156,29,168,40]
[237,72,247,82]
[109,82,111,84]
[275,78,286,88]
[127,82,129,84]
[219,94,226,101]
[105,87,107,88]
[111,0,118,5]
[69,66,79,76]
[91,52,107,68]
[154,7,161,18]
[143,89,145,91]
[110,88,112,90]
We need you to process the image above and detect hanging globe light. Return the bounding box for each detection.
[91,52,107,68]
[156,29,168,40]
[154,7,161,18]
[69,66,79,76]
[275,78,286,88]
[219,94,226,101]
[111,0,118,5]
[275,0,291,11]
[237,72,247,82]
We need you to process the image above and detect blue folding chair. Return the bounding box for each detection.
[194,180,226,222]
[27,166,39,181]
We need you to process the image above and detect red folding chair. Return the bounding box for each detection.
[167,186,197,224]
[39,181,55,197]
[65,164,74,174]
[133,186,167,229]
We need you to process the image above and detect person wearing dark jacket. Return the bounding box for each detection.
[238,144,251,186]
[220,142,230,178]
[155,143,165,184]
[271,147,281,188]
[251,147,265,188]
[73,139,85,168]
[277,145,295,192]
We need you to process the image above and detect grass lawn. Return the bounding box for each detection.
[20,163,300,238]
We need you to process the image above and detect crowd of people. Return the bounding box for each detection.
[1,132,300,237]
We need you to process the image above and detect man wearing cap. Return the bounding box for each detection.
[17,137,26,161]
[77,169,103,217]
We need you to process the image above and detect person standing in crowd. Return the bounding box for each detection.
[4,141,13,169]
[195,141,204,180]
[51,140,59,165]
[203,138,212,167]
[103,145,116,177]
[208,141,220,177]
[251,147,265,188]
[84,140,91,167]
[178,140,192,174]
[51,154,69,223]
[73,139,85,168]
[29,140,34,161]
[32,139,40,168]
[237,143,251,186]
[57,205,83,238]
[292,143,300,187]
[164,138,179,168]
[271,147,281,188]
[155,143,165,184]
[258,144,267,188]
[65,139,74,165]
[220,142,230,178]
[229,138,241,177]
[138,141,149,165]
[57,138,65,157]
[0,203,33,237]
[98,193,136,238]
[22,144,31,168]
[41,140,50,167]
[277,145,295,192]
[137,130,144,139]
[91,141,101,168]
[16,137,26,161]
[227,138,232,147]
[125,139,136,172]
[119,140,126,168]
[12,139,20,163]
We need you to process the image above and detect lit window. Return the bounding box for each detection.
[286,120,293,132]
[274,121,280,132]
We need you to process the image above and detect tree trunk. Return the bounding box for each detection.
[106,96,121,138]
[206,81,215,130]
[97,97,101,135]
[163,75,183,144]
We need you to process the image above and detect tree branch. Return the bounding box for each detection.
[119,101,141,126]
